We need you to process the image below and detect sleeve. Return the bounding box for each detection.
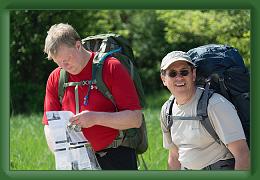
[160,102,175,149]
[207,93,246,145]
[42,69,62,125]
[103,57,142,111]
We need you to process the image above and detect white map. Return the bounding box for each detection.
[46,111,101,170]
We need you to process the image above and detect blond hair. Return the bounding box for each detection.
[44,23,81,59]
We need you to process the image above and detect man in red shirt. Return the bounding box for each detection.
[43,23,142,170]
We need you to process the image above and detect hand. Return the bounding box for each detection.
[69,110,97,129]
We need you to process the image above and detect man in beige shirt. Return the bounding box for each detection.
[160,51,250,170]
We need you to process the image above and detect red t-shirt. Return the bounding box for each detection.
[42,52,142,151]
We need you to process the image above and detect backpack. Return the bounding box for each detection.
[58,34,148,155]
[162,44,250,147]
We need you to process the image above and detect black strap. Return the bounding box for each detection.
[197,83,221,144]
[164,86,221,144]
[164,96,175,130]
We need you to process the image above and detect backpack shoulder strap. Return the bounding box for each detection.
[90,46,122,110]
[162,95,175,131]
[197,86,221,144]
[58,68,68,104]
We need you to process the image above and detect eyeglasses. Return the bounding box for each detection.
[167,69,190,78]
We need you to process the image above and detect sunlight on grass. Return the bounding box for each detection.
[10,113,55,170]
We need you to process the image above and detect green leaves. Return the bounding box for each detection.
[10,10,250,114]
[157,10,250,67]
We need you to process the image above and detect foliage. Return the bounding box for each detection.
[156,10,250,66]
[10,10,250,114]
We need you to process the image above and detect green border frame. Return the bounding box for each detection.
[1,0,259,179]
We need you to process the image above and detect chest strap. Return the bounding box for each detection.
[63,80,94,114]
[63,80,124,149]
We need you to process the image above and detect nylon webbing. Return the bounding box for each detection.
[64,80,91,88]
[63,80,93,114]
[171,116,203,121]
[75,85,79,114]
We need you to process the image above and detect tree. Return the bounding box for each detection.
[10,10,250,114]
[156,10,250,66]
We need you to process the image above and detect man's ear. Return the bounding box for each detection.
[75,41,82,51]
[161,74,167,86]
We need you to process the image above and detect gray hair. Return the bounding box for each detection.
[44,23,81,59]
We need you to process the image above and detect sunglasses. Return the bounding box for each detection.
[167,69,190,78]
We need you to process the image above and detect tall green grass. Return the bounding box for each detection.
[10,90,171,170]
[10,114,55,170]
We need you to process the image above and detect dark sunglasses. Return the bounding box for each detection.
[167,69,190,78]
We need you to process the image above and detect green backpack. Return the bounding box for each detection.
[58,34,148,156]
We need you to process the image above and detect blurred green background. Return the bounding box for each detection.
[10,9,250,114]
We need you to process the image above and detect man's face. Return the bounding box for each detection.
[161,61,196,97]
[52,42,83,75]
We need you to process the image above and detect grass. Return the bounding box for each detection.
[10,89,171,170]
[10,114,55,170]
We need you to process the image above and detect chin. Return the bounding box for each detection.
[69,71,78,75]
[173,88,187,94]
[66,68,77,75]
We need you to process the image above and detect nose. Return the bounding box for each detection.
[175,73,184,79]
[62,59,70,66]
[62,59,67,64]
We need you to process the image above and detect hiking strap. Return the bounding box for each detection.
[129,60,134,78]
[58,70,126,149]
[171,116,203,120]
[75,85,79,114]
[62,80,94,114]
[197,78,221,144]
[164,96,174,130]
[165,84,221,144]
[58,69,68,104]
[83,47,122,107]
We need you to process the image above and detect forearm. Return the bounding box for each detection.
[168,159,181,170]
[71,110,142,130]
[234,153,250,170]
[227,139,250,170]
[94,110,142,130]
[168,147,181,170]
